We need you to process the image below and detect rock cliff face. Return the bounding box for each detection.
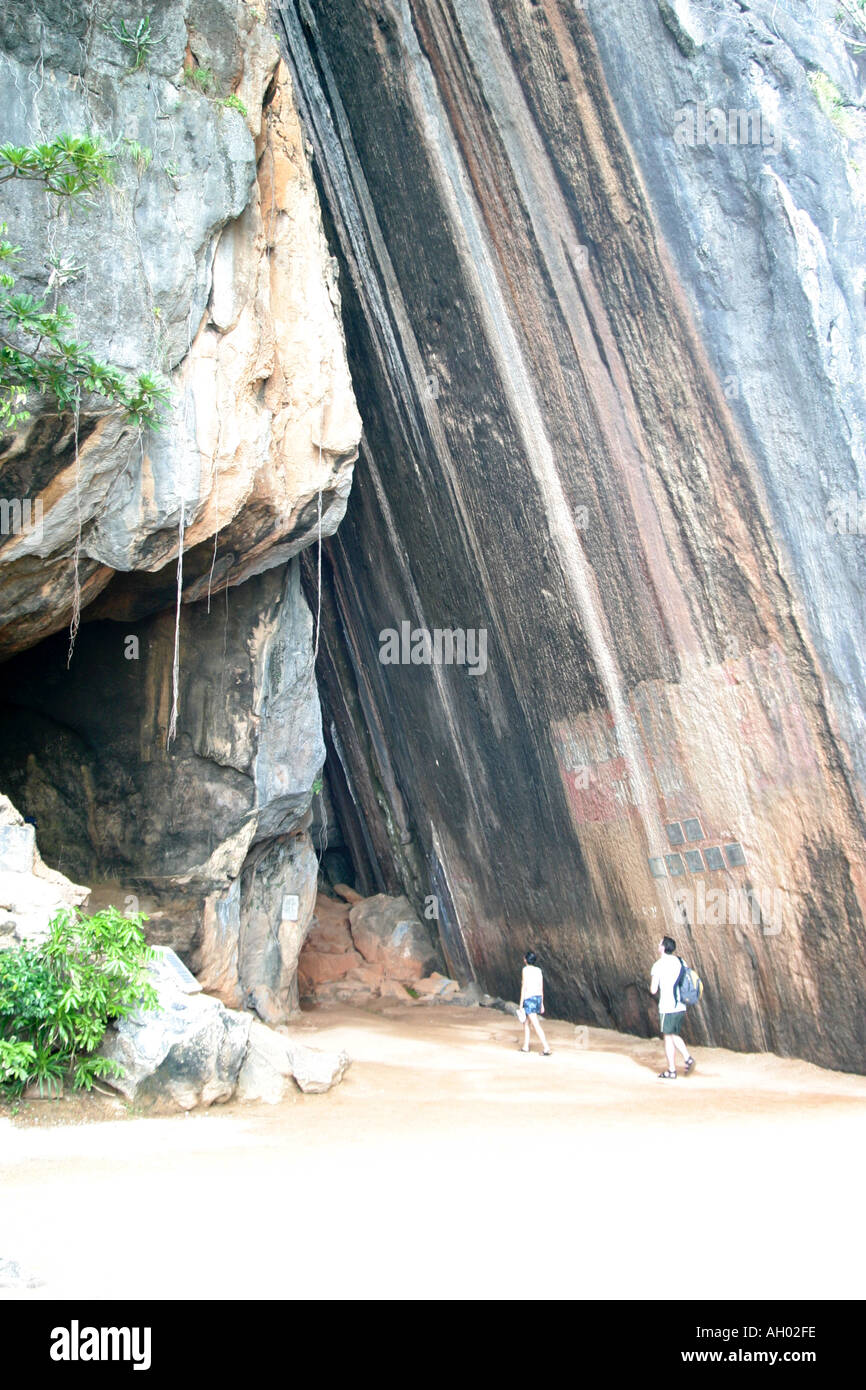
[3,1,866,1072]
[0,0,361,1018]
[278,0,866,1070]
[0,1,360,657]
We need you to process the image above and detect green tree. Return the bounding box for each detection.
[0,134,168,428]
[0,905,158,1096]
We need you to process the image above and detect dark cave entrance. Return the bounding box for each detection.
[0,557,366,945]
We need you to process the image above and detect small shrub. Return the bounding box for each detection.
[0,134,114,198]
[184,66,215,96]
[219,94,248,118]
[103,15,164,72]
[0,906,158,1096]
[122,138,153,173]
[808,70,857,137]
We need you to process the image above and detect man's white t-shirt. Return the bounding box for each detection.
[650,953,686,1013]
[522,964,543,998]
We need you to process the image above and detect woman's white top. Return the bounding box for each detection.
[522,964,543,998]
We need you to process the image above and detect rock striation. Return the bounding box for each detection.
[4,0,866,1074]
[279,0,866,1071]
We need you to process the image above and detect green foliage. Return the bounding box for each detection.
[0,906,158,1096]
[0,135,169,429]
[311,776,324,796]
[122,138,153,173]
[808,70,857,136]
[47,251,84,293]
[0,1037,37,1086]
[219,94,248,118]
[0,134,113,198]
[103,14,163,72]
[184,65,215,95]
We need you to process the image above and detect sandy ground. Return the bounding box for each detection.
[1,1003,865,1301]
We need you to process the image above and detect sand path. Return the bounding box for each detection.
[2,1004,865,1300]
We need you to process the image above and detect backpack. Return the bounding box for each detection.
[674,957,703,1007]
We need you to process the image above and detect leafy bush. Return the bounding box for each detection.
[0,134,113,197]
[0,906,158,1096]
[219,94,248,118]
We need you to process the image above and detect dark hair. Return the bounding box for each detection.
[524,950,537,965]
[661,936,676,954]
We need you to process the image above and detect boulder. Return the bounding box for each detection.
[0,794,89,949]
[236,1020,295,1104]
[346,963,385,990]
[314,977,374,1003]
[298,949,364,986]
[348,894,442,982]
[449,981,485,1007]
[100,982,252,1113]
[333,883,364,904]
[285,1038,351,1094]
[414,973,460,998]
[306,895,355,953]
[380,979,417,1002]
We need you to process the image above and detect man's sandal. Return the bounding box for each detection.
[684,1056,696,1074]
[657,1070,677,1079]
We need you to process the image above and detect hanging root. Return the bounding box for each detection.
[313,396,326,666]
[314,482,323,662]
[67,396,83,668]
[166,498,185,748]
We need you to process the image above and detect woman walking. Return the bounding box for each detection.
[519,950,551,1055]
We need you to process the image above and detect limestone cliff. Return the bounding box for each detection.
[0,0,361,1020]
[4,0,866,1073]
[279,0,866,1071]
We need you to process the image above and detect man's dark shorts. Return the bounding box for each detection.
[661,1011,685,1035]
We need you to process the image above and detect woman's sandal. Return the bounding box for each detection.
[657,1070,677,1079]
[684,1056,696,1074]
[543,1049,552,1056]
[519,1045,530,1053]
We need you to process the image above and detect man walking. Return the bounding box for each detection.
[650,936,695,1079]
